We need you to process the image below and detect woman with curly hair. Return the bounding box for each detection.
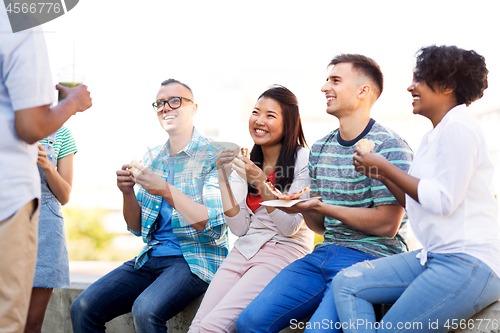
[332,45,500,333]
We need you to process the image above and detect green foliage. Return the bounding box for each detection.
[63,206,140,261]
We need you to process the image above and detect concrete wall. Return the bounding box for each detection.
[42,281,500,333]
[41,282,305,333]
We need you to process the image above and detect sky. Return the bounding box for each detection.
[40,0,500,209]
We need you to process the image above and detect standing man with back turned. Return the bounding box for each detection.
[237,54,413,333]
[0,6,92,332]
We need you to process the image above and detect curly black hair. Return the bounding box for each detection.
[414,45,488,106]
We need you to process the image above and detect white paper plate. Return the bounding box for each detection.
[260,197,321,207]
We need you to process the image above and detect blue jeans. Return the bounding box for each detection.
[332,251,500,333]
[237,245,376,333]
[70,256,208,333]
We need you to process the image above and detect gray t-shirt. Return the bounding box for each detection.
[309,119,413,258]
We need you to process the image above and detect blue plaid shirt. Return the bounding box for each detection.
[132,128,229,283]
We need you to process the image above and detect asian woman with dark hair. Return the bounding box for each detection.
[188,85,314,333]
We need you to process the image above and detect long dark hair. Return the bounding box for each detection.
[248,85,307,196]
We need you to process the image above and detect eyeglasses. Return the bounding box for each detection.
[152,97,193,112]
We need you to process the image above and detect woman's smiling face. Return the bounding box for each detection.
[407,73,446,120]
[248,97,285,148]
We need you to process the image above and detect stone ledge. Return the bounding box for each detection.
[451,301,500,333]
[41,282,304,333]
[42,281,500,333]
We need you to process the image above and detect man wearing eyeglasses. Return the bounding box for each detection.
[70,79,229,333]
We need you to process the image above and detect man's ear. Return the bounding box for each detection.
[192,103,198,116]
[358,85,371,99]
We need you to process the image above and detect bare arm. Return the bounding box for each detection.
[353,148,419,205]
[122,191,142,233]
[302,211,326,235]
[378,169,419,206]
[280,199,404,238]
[37,144,73,205]
[117,165,142,233]
[278,198,325,235]
[15,85,92,144]
[314,202,404,238]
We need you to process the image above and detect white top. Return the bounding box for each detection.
[406,104,500,277]
[0,8,55,221]
[225,147,315,260]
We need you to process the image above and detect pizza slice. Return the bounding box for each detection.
[234,147,249,158]
[264,179,311,200]
[356,139,375,152]
[127,159,143,173]
[241,147,249,158]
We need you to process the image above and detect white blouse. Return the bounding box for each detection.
[406,104,500,277]
[224,147,314,260]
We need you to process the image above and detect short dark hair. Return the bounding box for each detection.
[329,54,383,98]
[414,45,488,106]
[160,78,194,98]
[248,85,307,195]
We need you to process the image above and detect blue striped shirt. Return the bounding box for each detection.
[310,119,413,257]
[132,128,229,283]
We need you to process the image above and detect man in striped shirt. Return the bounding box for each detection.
[238,54,413,332]
[71,79,229,333]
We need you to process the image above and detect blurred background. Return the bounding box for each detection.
[40,0,500,260]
